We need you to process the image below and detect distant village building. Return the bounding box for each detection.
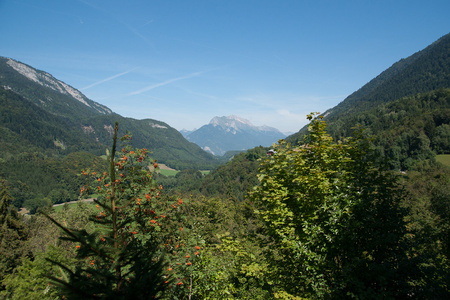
[267,149,276,156]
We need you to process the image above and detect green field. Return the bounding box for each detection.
[159,169,179,176]
[159,169,210,176]
[53,199,96,212]
[436,154,450,167]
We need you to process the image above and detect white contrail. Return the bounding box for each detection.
[128,70,206,96]
[82,68,137,90]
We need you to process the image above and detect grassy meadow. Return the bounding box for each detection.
[436,154,450,167]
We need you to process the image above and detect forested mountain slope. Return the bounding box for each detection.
[160,146,267,201]
[288,32,450,143]
[80,114,218,170]
[0,88,105,155]
[0,56,218,170]
[0,57,219,209]
[331,89,450,170]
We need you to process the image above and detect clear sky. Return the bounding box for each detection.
[1,0,449,133]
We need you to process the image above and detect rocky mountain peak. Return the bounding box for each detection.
[186,115,285,156]
[4,57,111,115]
[209,115,253,129]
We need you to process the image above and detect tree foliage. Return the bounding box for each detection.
[0,246,75,300]
[0,150,107,210]
[1,114,448,298]
[43,123,175,299]
[401,165,450,297]
[251,113,411,298]
[0,180,29,290]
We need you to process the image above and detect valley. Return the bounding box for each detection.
[1,32,449,299]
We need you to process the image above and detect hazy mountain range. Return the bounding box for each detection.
[182,115,285,156]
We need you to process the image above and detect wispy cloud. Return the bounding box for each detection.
[179,88,218,101]
[82,68,137,90]
[78,0,156,50]
[128,70,208,96]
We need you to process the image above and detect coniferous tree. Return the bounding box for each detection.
[44,123,172,299]
[0,180,29,290]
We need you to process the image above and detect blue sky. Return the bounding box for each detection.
[1,0,449,133]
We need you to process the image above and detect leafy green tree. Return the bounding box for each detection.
[44,123,174,299]
[251,113,411,299]
[432,124,450,154]
[402,165,450,297]
[153,192,270,299]
[26,202,96,256]
[0,246,74,300]
[191,146,266,202]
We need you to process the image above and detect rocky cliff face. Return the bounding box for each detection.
[1,57,112,118]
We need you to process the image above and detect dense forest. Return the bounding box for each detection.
[1,112,449,299]
[328,88,450,170]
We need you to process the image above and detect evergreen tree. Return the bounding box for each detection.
[0,180,29,290]
[44,123,172,299]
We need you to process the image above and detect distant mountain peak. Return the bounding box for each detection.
[208,115,281,132]
[209,116,248,135]
[209,115,253,130]
[187,115,285,156]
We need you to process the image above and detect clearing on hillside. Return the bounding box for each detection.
[436,154,450,167]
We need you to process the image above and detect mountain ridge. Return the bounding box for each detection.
[1,57,112,119]
[326,32,450,120]
[287,32,450,143]
[0,56,219,170]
